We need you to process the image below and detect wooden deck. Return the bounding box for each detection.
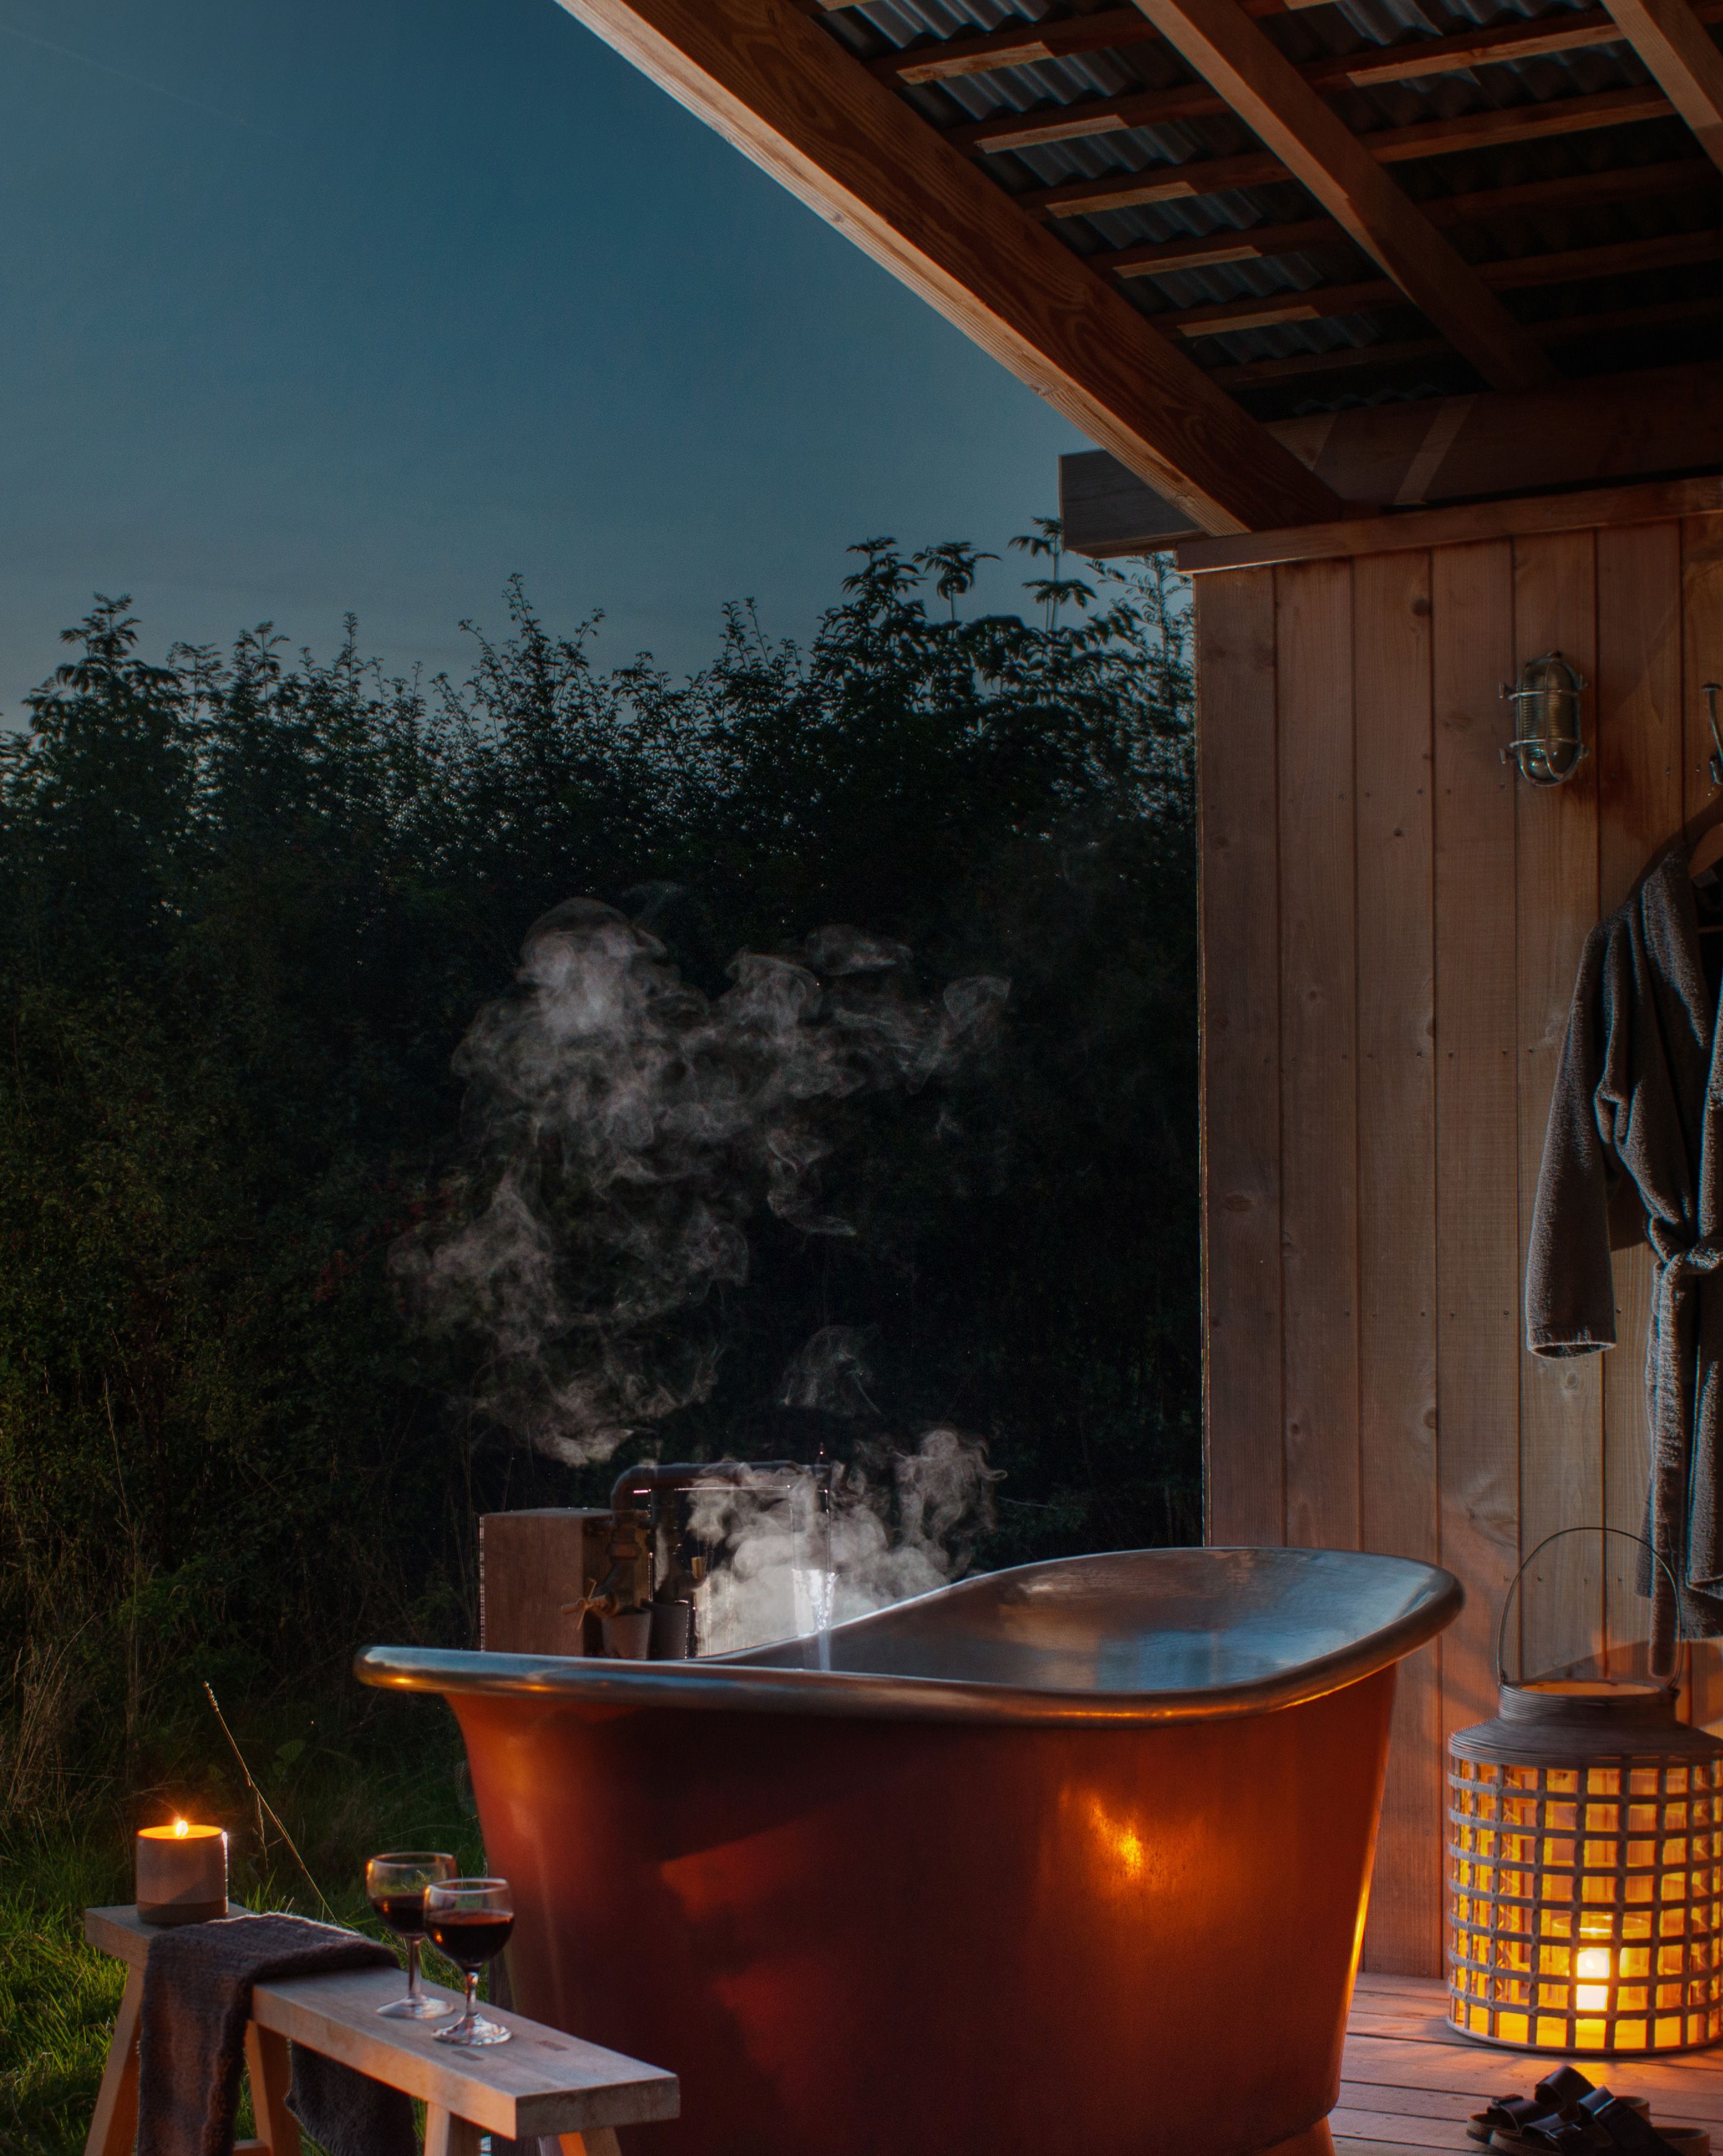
[1338,1973,1723,2152]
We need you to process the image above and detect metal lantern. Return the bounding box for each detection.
[1500,650,1588,787]
[1448,1531,1723,2056]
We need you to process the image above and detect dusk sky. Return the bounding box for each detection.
[0,0,1091,721]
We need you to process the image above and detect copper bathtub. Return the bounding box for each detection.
[358,1546,1460,2156]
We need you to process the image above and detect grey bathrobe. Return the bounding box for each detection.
[1529,844,1723,1671]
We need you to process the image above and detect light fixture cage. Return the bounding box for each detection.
[1500,649,1588,787]
[1447,1529,1723,2055]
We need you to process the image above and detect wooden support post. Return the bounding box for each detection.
[243,2022,301,2155]
[82,1966,143,2156]
[423,2108,484,2156]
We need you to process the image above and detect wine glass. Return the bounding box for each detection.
[424,1877,515,2047]
[365,1851,456,2020]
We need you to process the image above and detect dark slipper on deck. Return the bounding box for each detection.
[1467,2067,1707,2156]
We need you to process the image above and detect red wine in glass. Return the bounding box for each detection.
[365,1853,456,2021]
[425,1910,515,1967]
[371,1890,428,1937]
[425,1878,515,2046]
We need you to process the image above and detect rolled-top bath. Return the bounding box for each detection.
[359,1546,1460,2156]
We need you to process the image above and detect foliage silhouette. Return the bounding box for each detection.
[0,536,1196,1810]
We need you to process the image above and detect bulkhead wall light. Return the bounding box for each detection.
[1501,651,1588,787]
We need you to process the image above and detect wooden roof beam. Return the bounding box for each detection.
[870,0,1723,86]
[868,9,1163,84]
[546,0,1344,535]
[1599,0,1723,169]
[1155,227,1723,336]
[892,0,1723,89]
[1048,149,1711,228]
[1064,357,1723,548]
[962,77,1670,157]
[1206,289,1723,384]
[1121,0,1555,389]
[1022,84,1674,216]
[1097,209,1723,281]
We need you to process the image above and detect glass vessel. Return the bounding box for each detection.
[425,1877,515,2047]
[365,1851,456,2020]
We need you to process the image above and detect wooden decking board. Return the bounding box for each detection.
[1336,2081,1485,2119]
[1335,1978,1723,2150]
[1333,2107,1481,2148]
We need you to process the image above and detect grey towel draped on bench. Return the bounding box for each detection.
[136,1911,416,2156]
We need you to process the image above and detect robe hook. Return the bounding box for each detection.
[1706,683,1723,789]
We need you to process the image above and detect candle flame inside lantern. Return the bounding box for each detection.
[172,1819,189,1838]
[1575,1945,1612,2011]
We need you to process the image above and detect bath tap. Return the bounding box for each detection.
[572,1461,812,1656]
[608,1459,807,1522]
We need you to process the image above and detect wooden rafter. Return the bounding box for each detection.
[1020,85,1675,216]
[1155,227,1723,338]
[1026,150,1290,217]
[875,0,1723,91]
[1072,154,1714,259]
[1206,288,1723,385]
[1123,0,1554,390]
[1209,338,1452,387]
[934,22,1666,149]
[1097,214,1723,287]
[868,8,1162,84]
[1168,278,1402,335]
[546,0,1343,535]
[1599,0,1723,169]
[1369,82,1669,159]
[1422,155,1712,225]
[1099,218,1340,276]
[990,75,1671,174]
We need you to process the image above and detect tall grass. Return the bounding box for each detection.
[0,1705,481,2154]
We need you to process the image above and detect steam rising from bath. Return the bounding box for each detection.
[398,899,1008,1634]
[690,1427,1003,1653]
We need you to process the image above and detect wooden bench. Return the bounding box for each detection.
[83,1905,679,2156]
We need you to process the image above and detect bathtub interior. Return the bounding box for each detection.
[724,1545,1450,1694]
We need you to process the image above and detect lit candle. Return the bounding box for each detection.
[136,1819,227,1926]
[1575,1945,1612,2012]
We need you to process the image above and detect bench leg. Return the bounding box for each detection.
[243,2022,301,2155]
[423,2107,484,2156]
[561,2133,622,2155]
[84,1966,144,2156]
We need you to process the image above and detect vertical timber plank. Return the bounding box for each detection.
[1597,521,1682,1673]
[1513,532,1603,1681]
[1355,550,1440,1974]
[1277,558,1361,1550]
[1685,515,1723,1723]
[1198,569,1286,1545]
[1433,540,1521,1743]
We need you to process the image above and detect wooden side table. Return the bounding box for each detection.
[83,1905,679,2156]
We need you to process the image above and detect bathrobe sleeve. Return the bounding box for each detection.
[1526,922,1627,1357]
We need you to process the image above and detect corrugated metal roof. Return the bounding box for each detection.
[820,0,1723,412]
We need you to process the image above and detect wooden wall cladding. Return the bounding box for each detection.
[1196,513,1723,1977]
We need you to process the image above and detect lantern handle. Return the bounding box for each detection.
[1495,1526,1683,1690]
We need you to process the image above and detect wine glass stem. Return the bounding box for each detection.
[462,1968,479,2033]
[406,1938,423,2004]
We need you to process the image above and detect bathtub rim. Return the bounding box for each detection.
[357,1545,1461,1726]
